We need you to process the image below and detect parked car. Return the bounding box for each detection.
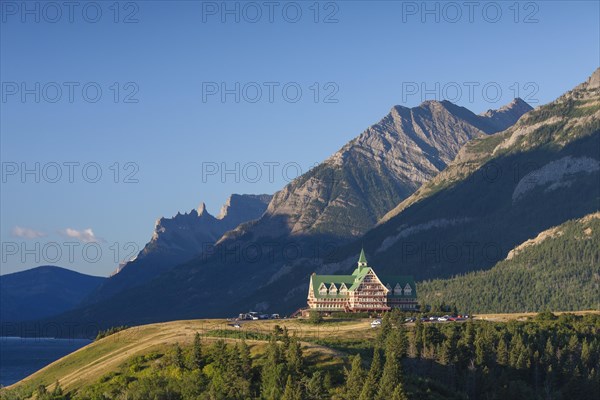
[438,316,448,322]
[371,319,382,328]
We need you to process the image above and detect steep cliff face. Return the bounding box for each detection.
[216,194,274,227]
[84,194,272,303]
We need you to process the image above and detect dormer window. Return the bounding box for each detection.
[394,283,403,296]
[319,283,328,295]
[404,284,412,296]
[339,283,348,294]
[329,283,338,294]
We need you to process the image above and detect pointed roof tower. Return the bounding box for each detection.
[358,248,368,270]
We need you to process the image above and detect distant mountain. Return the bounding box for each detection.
[33,97,533,332]
[0,266,105,322]
[84,194,272,303]
[418,212,600,313]
[479,97,534,133]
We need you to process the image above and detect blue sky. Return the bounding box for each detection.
[1,0,598,276]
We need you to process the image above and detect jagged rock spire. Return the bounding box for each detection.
[197,202,207,216]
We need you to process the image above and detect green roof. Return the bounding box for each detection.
[310,267,416,299]
[310,274,356,299]
[358,248,367,264]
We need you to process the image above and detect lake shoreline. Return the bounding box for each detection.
[0,336,91,387]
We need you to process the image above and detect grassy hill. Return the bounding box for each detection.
[1,318,362,397]
[3,312,600,399]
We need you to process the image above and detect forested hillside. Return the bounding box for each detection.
[418,213,600,313]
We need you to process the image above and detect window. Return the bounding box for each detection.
[404,284,412,296]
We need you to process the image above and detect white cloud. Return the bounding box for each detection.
[61,228,101,243]
[11,226,46,239]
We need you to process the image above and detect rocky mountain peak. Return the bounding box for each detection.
[197,202,208,216]
[217,194,272,222]
[253,97,532,240]
[504,97,529,108]
[479,97,533,133]
[146,194,272,257]
[502,97,533,114]
[558,68,600,102]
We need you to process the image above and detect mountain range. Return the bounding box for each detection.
[186,68,599,319]
[3,69,598,336]
[8,91,538,333]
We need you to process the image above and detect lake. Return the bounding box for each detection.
[0,337,91,387]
